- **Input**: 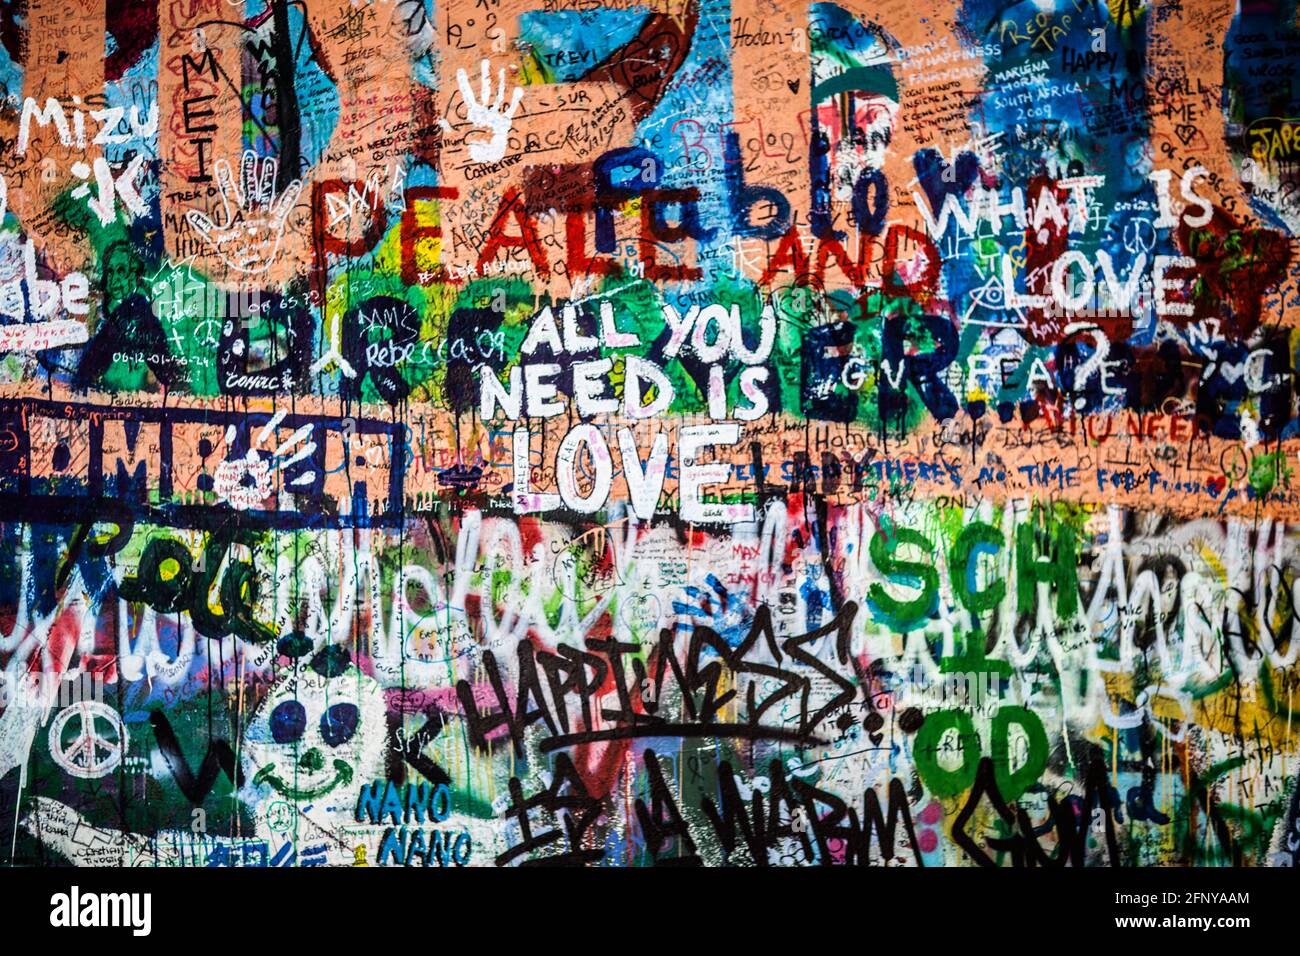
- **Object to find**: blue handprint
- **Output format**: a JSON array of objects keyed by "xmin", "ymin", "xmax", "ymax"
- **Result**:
[{"xmin": 673, "ymin": 573, "xmax": 755, "ymax": 648}]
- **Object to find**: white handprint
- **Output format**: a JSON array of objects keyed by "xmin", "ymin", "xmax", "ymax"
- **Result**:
[
  {"xmin": 185, "ymin": 150, "xmax": 303, "ymax": 274},
  {"xmin": 441, "ymin": 59, "xmax": 524, "ymax": 165},
  {"xmin": 212, "ymin": 411, "xmax": 317, "ymax": 511}
]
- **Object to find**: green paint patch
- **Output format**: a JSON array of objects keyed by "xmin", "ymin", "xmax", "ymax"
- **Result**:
[{"xmin": 1248, "ymin": 449, "xmax": 1291, "ymax": 498}]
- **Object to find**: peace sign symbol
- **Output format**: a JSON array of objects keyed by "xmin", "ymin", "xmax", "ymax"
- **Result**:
[{"xmin": 49, "ymin": 702, "xmax": 129, "ymax": 779}]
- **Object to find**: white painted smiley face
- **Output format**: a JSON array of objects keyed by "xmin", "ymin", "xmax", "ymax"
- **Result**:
[{"xmin": 243, "ymin": 648, "xmax": 386, "ymax": 821}]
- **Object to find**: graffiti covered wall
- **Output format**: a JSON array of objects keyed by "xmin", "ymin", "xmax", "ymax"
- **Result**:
[{"xmin": 0, "ymin": 0, "xmax": 1298, "ymax": 868}]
